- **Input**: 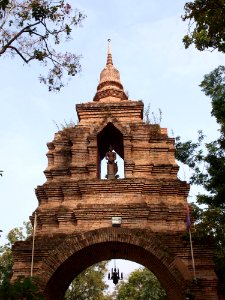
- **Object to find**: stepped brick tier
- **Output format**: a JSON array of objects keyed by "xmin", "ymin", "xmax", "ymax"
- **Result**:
[{"xmin": 12, "ymin": 41, "xmax": 221, "ymax": 300}]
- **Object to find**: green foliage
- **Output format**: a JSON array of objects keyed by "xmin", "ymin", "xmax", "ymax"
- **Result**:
[
  {"xmin": 175, "ymin": 65, "xmax": 225, "ymax": 295},
  {"xmin": 200, "ymin": 66, "xmax": 225, "ymax": 134},
  {"xmin": 0, "ymin": 0, "xmax": 86, "ymax": 91},
  {"xmin": 176, "ymin": 66, "xmax": 225, "ymax": 207},
  {"xmin": 179, "ymin": 7, "xmax": 225, "ymax": 289},
  {"xmin": 0, "ymin": 221, "xmax": 31, "ymax": 283},
  {"xmin": 0, "ymin": 276, "xmax": 44, "ymax": 300},
  {"xmin": 0, "ymin": 222, "xmax": 44, "ymax": 299},
  {"xmin": 175, "ymin": 131, "xmax": 206, "ymax": 185},
  {"xmin": 114, "ymin": 267, "xmax": 167, "ymax": 300},
  {"xmin": 0, "ymin": 0, "xmax": 9, "ymax": 12},
  {"xmin": 64, "ymin": 261, "xmax": 112, "ymax": 300},
  {"xmin": 182, "ymin": 0, "xmax": 225, "ymax": 53},
  {"xmin": 189, "ymin": 204, "xmax": 225, "ymax": 294}
]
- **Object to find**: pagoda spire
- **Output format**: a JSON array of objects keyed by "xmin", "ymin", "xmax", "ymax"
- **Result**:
[
  {"xmin": 107, "ymin": 38, "xmax": 113, "ymax": 65},
  {"xmin": 93, "ymin": 39, "xmax": 128, "ymax": 102}
]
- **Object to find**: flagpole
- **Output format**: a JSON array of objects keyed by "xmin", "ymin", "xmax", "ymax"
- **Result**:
[
  {"xmin": 31, "ymin": 212, "xmax": 37, "ymax": 277},
  {"xmin": 186, "ymin": 204, "xmax": 196, "ymax": 280},
  {"xmin": 189, "ymin": 227, "xmax": 196, "ymax": 280}
]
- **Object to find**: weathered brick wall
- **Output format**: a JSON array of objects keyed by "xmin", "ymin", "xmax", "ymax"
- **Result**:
[{"xmin": 13, "ymin": 228, "xmax": 218, "ymax": 300}]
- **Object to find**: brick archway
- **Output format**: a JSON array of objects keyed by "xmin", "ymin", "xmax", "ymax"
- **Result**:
[{"xmin": 36, "ymin": 227, "xmax": 191, "ymax": 300}]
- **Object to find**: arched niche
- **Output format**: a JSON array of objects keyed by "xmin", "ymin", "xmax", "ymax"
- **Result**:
[
  {"xmin": 37, "ymin": 228, "xmax": 191, "ymax": 300},
  {"xmin": 97, "ymin": 122, "xmax": 124, "ymax": 179}
]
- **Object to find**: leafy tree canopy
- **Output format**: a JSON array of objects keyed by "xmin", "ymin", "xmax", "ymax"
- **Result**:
[
  {"xmin": 200, "ymin": 65, "xmax": 225, "ymax": 135},
  {"xmin": 180, "ymin": 7, "xmax": 225, "ymax": 292},
  {"xmin": 0, "ymin": 222, "xmax": 44, "ymax": 299},
  {"xmin": 0, "ymin": 0, "xmax": 86, "ymax": 91},
  {"xmin": 175, "ymin": 66, "xmax": 225, "ymax": 295},
  {"xmin": 0, "ymin": 276, "xmax": 44, "ymax": 300},
  {"xmin": 176, "ymin": 66, "xmax": 225, "ymax": 208},
  {"xmin": 64, "ymin": 261, "xmax": 112, "ymax": 300},
  {"xmin": 113, "ymin": 267, "xmax": 167, "ymax": 300},
  {"xmin": 0, "ymin": 221, "xmax": 31, "ymax": 283},
  {"xmin": 182, "ymin": 0, "xmax": 225, "ymax": 53}
]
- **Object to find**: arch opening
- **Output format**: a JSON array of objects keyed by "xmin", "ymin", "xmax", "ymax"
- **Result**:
[
  {"xmin": 97, "ymin": 123, "xmax": 124, "ymax": 179},
  {"xmin": 63, "ymin": 259, "xmax": 167, "ymax": 299},
  {"xmin": 42, "ymin": 232, "xmax": 186, "ymax": 300}
]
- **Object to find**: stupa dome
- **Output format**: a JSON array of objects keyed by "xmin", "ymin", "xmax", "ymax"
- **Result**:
[{"xmin": 93, "ymin": 39, "xmax": 128, "ymax": 102}]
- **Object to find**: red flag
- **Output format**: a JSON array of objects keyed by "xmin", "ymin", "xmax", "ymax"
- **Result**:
[{"xmin": 186, "ymin": 205, "xmax": 191, "ymax": 231}]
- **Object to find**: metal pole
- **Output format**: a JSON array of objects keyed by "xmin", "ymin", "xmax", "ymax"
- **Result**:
[
  {"xmin": 31, "ymin": 212, "xmax": 37, "ymax": 277},
  {"xmin": 189, "ymin": 228, "xmax": 196, "ymax": 280}
]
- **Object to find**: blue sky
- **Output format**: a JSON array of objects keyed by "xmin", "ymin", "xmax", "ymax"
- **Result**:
[{"xmin": 0, "ymin": 0, "xmax": 223, "ymax": 261}]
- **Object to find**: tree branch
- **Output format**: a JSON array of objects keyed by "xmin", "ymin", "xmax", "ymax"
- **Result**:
[
  {"xmin": 6, "ymin": 45, "xmax": 35, "ymax": 63},
  {"xmin": 0, "ymin": 20, "xmax": 41, "ymax": 55}
]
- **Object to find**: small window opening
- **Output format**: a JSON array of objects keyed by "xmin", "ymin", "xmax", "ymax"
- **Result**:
[{"xmin": 97, "ymin": 123, "xmax": 124, "ymax": 179}]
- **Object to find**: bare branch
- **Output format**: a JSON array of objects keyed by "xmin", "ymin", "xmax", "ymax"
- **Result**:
[{"xmin": 7, "ymin": 45, "xmax": 35, "ymax": 63}]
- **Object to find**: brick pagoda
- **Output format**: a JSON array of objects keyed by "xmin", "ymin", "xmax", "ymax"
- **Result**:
[{"xmin": 12, "ymin": 41, "xmax": 220, "ymax": 300}]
